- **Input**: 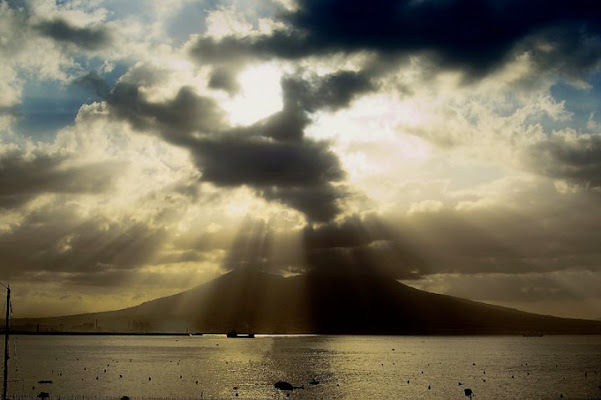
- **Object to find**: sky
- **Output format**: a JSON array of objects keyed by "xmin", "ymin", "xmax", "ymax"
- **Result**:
[{"xmin": 1, "ymin": 0, "xmax": 600, "ymax": 320}]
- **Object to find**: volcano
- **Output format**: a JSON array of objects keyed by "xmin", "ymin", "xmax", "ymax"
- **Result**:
[{"xmin": 14, "ymin": 268, "xmax": 601, "ymax": 335}]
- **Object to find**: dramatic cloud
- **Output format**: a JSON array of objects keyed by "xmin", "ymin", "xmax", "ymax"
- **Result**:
[
  {"xmin": 523, "ymin": 132, "xmax": 601, "ymax": 188},
  {"xmin": 0, "ymin": 205, "xmax": 166, "ymax": 281},
  {"xmin": 0, "ymin": 149, "xmax": 122, "ymax": 209},
  {"xmin": 190, "ymin": 0, "xmax": 601, "ymax": 79},
  {"xmin": 2, "ymin": 0, "xmax": 600, "ymax": 319},
  {"xmin": 301, "ymin": 215, "xmax": 426, "ymax": 279},
  {"xmin": 79, "ymin": 68, "xmax": 354, "ymax": 222},
  {"xmin": 36, "ymin": 18, "xmax": 112, "ymax": 50},
  {"xmin": 208, "ymin": 65, "xmax": 242, "ymax": 94}
]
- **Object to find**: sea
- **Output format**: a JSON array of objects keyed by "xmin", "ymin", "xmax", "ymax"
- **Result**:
[{"xmin": 2, "ymin": 335, "xmax": 600, "ymax": 399}]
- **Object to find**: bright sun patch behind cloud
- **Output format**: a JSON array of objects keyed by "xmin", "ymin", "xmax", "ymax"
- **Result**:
[{"xmin": 221, "ymin": 63, "xmax": 283, "ymax": 125}]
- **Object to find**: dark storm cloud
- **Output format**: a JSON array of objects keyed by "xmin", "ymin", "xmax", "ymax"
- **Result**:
[
  {"xmin": 216, "ymin": 182, "xmax": 601, "ymax": 280},
  {"xmin": 281, "ymin": 71, "xmax": 377, "ymax": 113},
  {"xmin": 189, "ymin": 31, "xmax": 295, "ymax": 64},
  {"xmin": 191, "ymin": 136, "xmax": 343, "ymax": 186},
  {"xmin": 190, "ymin": 0, "xmax": 601, "ymax": 78},
  {"xmin": 208, "ymin": 66, "xmax": 242, "ymax": 95},
  {"xmin": 35, "ymin": 18, "xmax": 112, "ymax": 50},
  {"xmin": 187, "ymin": 78, "xmax": 348, "ymax": 221},
  {"xmin": 80, "ymin": 70, "xmax": 350, "ymax": 221},
  {"xmin": 263, "ymin": 185, "xmax": 345, "ymax": 223},
  {"xmin": 184, "ymin": 133, "xmax": 346, "ymax": 222},
  {"xmin": 517, "ymin": 23, "xmax": 601, "ymax": 78},
  {"xmin": 524, "ymin": 134, "xmax": 601, "ymax": 188},
  {"xmin": 220, "ymin": 217, "xmax": 419, "ymax": 276},
  {"xmin": 256, "ymin": 105, "xmax": 309, "ymax": 142},
  {"xmin": 0, "ymin": 150, "xmax": 123, "ymax": 209},
  {"xmin": 288, "ymin": 0, "xmax": 601, "ymax": 71},
  {"xmin": 0, "ymin": 205, "xmax": 167, "ymax": 285},
  {"xmin": 304, "ymin": 215, "xmax": 379, "ymax": 249},
  {"xmin": 75, "ymin": 72, "xmax": 111, "ymax": 98},
  {"xmin": 294, "ymin": 188, "xmax": 601, "ymax": 279},
  {"xmin": 301, "ymin": 215, "xmax": 427, "ymax": 279},
  {"xmin": 77, "ymin": 73, "xmax": 226, "ymax": 139},
  {"xmin": 187, "ymin": 130, "xmax": 347, "ymax": 222},
  {"xmin": 391, "ymin": 195, "xmax": 601, "ymax": 277}
]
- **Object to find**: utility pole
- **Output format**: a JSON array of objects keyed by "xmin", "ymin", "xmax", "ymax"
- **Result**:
[{"xmin": 2, "ymin": 285, "xmax": 10, "ymax": 400}]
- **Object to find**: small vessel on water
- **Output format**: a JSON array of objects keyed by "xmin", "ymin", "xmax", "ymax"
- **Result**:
[{"xmin": 226, "ymin": 330, "xmax": 255, "ymax": 338}]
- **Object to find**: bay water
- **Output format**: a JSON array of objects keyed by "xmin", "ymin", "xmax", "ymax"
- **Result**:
[{"xmin": 3, "ymin": 335, "xmax": 600, "ymax": 399}]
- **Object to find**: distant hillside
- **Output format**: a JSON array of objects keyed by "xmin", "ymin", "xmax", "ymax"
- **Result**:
[{"xmin": 12, "ymin": 268, "xmax": 601, "ymax": 335}]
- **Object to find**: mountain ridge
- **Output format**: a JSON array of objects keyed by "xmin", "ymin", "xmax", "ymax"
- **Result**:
[{"xmin": 12, "ymin": 268, "xmax": 601, "ymax": 335}]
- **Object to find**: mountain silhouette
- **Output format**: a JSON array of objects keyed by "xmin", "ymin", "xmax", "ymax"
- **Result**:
[{"xmin": 14, "ymin": 268, "xmax": 601, "ymax": 334}]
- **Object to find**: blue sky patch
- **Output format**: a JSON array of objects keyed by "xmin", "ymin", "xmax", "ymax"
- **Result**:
[
  {"xmin": 15, "ymin": 64, "xmax": 127, "ymax": 141},
  {"xmin": 547, "ymin": 71, "xmax": 601, "ymax": 133}
]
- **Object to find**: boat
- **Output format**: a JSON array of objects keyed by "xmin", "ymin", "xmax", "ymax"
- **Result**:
[{"xmin": 226, "ymin": 330, "xmax": 254, "ymax": 338}]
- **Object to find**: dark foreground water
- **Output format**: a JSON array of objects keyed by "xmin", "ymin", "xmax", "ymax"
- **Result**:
[{"xmin": 2, "ymin": 335, "xmax": 600, "ymax": 399}]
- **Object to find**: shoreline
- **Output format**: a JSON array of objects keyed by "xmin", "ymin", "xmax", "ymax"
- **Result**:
[
  {"xmin": 5, "ymin": 331, "xmax": 601, "ymax": 336},
  {"xmin": 7, "ymin": 331, "xmax": 203, "ymax": 336}
]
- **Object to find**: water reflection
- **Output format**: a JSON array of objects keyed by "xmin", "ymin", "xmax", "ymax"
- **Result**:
[{"xmin": 3, "ymin": 335, "xmax": 600, "ymax": 399}]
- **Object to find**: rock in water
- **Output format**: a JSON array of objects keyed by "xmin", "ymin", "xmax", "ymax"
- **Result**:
[
  {"xmin": 274, "ymin": 381, "xmax": 303, "ymax": 391},
  {"xmin": 275, "ymin": 381, "xmax": 294, "ymax": 391}
]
